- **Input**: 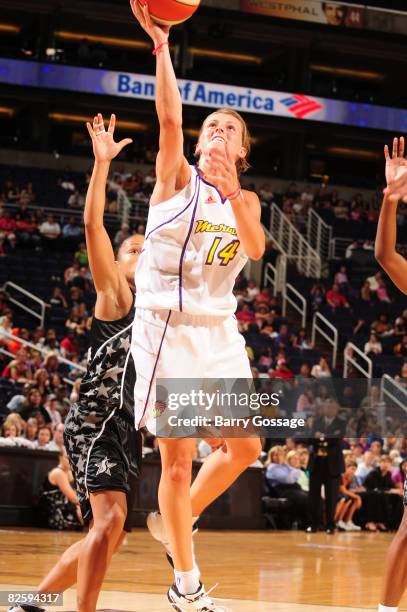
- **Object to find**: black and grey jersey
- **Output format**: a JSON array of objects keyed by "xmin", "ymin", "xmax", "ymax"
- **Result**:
[{"xmin": 77, "ymin": 297, "xmax": 136, "ymax": 424}]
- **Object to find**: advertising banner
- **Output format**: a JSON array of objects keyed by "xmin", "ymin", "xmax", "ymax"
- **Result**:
[
  {"xmin": 240, "ymin": 1, "xmax": 365, "ymax": 28},
  {"xmin": 1, "ymin": 58, "xmax": 406, "ymax": 133}
]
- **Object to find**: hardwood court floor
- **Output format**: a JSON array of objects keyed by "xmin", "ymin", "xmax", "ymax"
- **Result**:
[{"xmin": 1, "ymin": 528, "xmax": 406, "ymax": 611}]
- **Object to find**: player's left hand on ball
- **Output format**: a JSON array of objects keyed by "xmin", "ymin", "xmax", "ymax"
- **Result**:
[
  {"xmin": 86, "ymin": 113, "xmax": 133, "ymax": 162},
  {"xmin": 203, "ymin": 146, "xmax": 240, "ymax": 200}
]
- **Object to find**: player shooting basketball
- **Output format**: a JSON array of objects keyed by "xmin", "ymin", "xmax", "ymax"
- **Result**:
[
  {"xmin": 9, "ymin": 114, "xmax": 144, "ymax": 612},
  {"xmin": 130, "ymin": 1, "xmax": 265, "ymax": 610},
  {"xmin": 375, "ymin": 136, "xmax": 407, "ymax": 612}
]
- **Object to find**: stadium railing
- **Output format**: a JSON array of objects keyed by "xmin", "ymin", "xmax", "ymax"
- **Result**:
[
  {"xmin": 282, "ymin": 283, "xmax": 307, "ymax": 329},
  {"xmin": 312, "ymin": 311, "xmax": 338, "ymax": 368},
  {"xmin": 3, "ymin": 281, "xmax": 47, "ymax": 328},
  {"xmin": 307, "ymin": 208, "xmax": 332, "ymax": 263},
  {"xmin": 270, "ymin": 202, "xmax": 321, "ymax": 278},
  {"xmin": 343, "ymin": 342, "xmax": 373, "ymax": 385},
  {"xmin": 0, "ymin": 330, "xmax": 86, "ymax": 376}
]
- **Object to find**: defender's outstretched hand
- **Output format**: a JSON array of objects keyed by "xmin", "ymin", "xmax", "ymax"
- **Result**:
[
  {"xmin": 384, "ymin": 136, "xmax": 407, "ymax": 203},
  {"xmin": 130, "ymin": 0, "xmax": 169, "ymax": 46},
  {"xmin": 86, "ymin": 113, "xmax": 133, "ymax": 163}
]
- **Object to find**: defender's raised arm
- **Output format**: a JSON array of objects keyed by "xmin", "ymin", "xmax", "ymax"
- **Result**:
[{"xmin": 375, "ymin": 137, "xmax": 407, "ymax": 294}]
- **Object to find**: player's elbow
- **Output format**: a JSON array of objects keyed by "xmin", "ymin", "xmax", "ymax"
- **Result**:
[
  {"xmin": 160, "ymin": 115, "xmax": 183, "ymax": 131},
  {"xmin": 249, "ymin": 243, "xmax": 266, "ymax": 261}
]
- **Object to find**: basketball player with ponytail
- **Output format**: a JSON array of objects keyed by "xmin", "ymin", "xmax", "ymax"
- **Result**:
[{"xmin": 130, "ymin": 2, "xmax": 264, "ymax": 610}]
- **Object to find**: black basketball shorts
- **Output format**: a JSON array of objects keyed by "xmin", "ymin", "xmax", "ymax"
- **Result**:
[{"xmin": 64, "ymin": 404, "xmax": 142, "ymax": 532}]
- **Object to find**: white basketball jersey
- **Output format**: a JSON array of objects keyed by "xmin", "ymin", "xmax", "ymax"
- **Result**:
[{"xmin": 135, "ymin": 166, "xmax": 248, "ymax": 316}]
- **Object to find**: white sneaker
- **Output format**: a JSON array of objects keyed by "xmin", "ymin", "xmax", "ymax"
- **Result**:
[
  {"xmin": 337, "ymin": 520, "xmax": 347, "ymax": 531},
  {"xmin": 346, "ymin": 521, "xmax": 361, "ymax": 531},
  {"xmin": 167, "ymin": 582, "xmax": 230, "ymax": 611},
  {"xmin": 147, "ymin": 511, "xmax": 198, "ymax": 568}
]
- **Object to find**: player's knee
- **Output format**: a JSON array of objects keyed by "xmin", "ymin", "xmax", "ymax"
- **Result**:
[
  {"xmin": 229, "ymin": 438, "xmax": 262, "ymax": 466},
  {"xmin": 164, "ymin": 457, "xmax": 193, "ymax": 486},
  {"xmin": 94, "ymin": 505, "xmax": 126, "ymax": 539}
]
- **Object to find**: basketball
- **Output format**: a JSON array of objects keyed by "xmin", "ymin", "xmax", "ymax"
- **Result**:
[{"xmin": 138, "ymin": 0, "xmax": 201, "ymax": 26}]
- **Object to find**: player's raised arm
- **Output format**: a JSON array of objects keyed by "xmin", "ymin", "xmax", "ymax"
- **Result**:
[
  {"xmin": 130, "ymin": 1, "xmax": 190, "ymax": 202},
  {"xmin": 375, "ymin": 136, "xmax": 407, "ymax": 294},
  {"xmin": 84, "ymin": 113, "xmax": 133, "ymax": 295}
]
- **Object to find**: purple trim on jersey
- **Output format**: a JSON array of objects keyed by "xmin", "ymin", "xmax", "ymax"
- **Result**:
[
  {"xmin": 195, "ymin": 165, "xmax": 227, "ymax": 204},
  {"xmin": 137, "ymin": 310, "xmax": 172, "ymax": 430},
  {"xmin": 178, "ymin": 178, "xmax": 201, "ymax": 312},
  {"xmin": 144, "ymin": 174, "xmax": 199, "ymax": 241}
]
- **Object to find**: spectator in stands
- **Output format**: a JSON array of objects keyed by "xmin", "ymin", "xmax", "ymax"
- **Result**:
[
  {"xmin": 292, "ymin": 328, "xmax": 314, "ymax": 350},
  {"xmin": 67, "ymin": 190, "xmax": 85, "ymax": 209},
  {"xmin": 335, "ymin": 461, "xmax": 362, "ymax": 531},
  {"xmin": 311, "ymin": 357, "xmax": 332, "ymax": 379},
  {"xmin": 114, "ymin": 223, "xmax": 131, "ymax": 247},
  {"xmin": 376, "ymin": 278, "xmax": 391, "ymax": 303},
  {"xmin": 41, "ymin": 329, "xmax": 61, "ymax": 353},
  {"xmin": 392, "ymin": 458, "xmax": 407, "ymax": 493},
  {"xmin": 60, "ymin": 330, "xmax": 80, "ymax": 359},
  {"xmin": 1, "ymin": 419, "xmax": 18, "ymax": 438},
  {"xmin": 364, "ymin": 455, "xmax": 402, "ymax": 531},
  {"xmin": 236, "ymin": 303, "xmax": 255, "ymax": 323},
  {"xmin": 364, "ymin": 332, "xmax": 382, "ymax": 356},
  {"xmin": 287, "ymin": 450, "xmax": 309, "ymax": 492},
  {"xmin": 17, "ymin": 388, "xmax": 46, "ymax": 421},
  {"xmin": 345, "ymin": 240, "xmax": 358, "ymax": 259},
  {"xmin": 43, "ymin": 351, "xmax": 60, "ymax": 375},
  {"xmin": 33, "ymin": 368, "xmax": 50, "ymax": 397},
  {"xmin": 366, "ymin": 271, "xmax": 382, "ymax": 293},
  {"xmin": 15, "ymin": 212, "xmax": 41, "ymax": 246},
  {"xmin": 48, "ymin": 423, "xmax": 65, "ymax": 452},
  {"xmin": 394, "ymin": 334, "xmax": 407, "ymax": 357},
  {"xmin": 0, "ymin": 210, "xmax": 17, "ymax": 250},
  {"xmin": 325, "ymin": 283, "xmax": 349, "ymax": 309},
  {"xmin": 44, "ymin": 395, "xmax": 62, "ymax": 430},
  {"xmin": 49, "ymin": 287, "xmax": 68, "ymax": 311},
  {"xmin": 39, "ymin": 214, "xmax": 61, "ymax": 243},
  {"xmin": 371, "ymin": 313, "xmax": 392, "ymax": 336},
  {"xmin": 62, "ymin": 216, "xmax": 83, "ymax": 243},
  {"xmin": 20, "ymin": 182, "xmax": 35, "ymax": 205},
  {"xmin": 273, "ymin": 358, "xmax": 295, "ymax": 381},
  {"xmin": 74, "ymin": 242, "xmax": 88, "ymax": 266},
  {"xmin": 3, "ymin": 348, "xmax": 33, "ymax": 384},
  {"xmin": 37, "ymin": 448, "xmax": 82, "ymax": 530},
  {"xmin": 334, "ymin": 266, "xmax": 350, "ymax": 294},
  {"xmin": 0, "ymin": 309, "xmax": 13, "ymax": 345},
  {"xmin": 360, "ymin": 281, "xmax": 372, "ymax": 303},
  {"xmin": 64, "ymin": 261, "xmax": 81, "ymax": 285},
  {"xmin": 370, "ymin": 440, "xmax": 384, "ymax": 461},
  {"xmin": 266, "ymin": 445, "xmax": 308, "ymax": 527},
  {"xmin": 310, "ymin": 282, "xmax": 325, "ymax": 311},
  {"xmin": 25, "ymin": 417, "xmax": 39, "ymax": 443},
  {"xmin": 33, "ymin": 425, "xmax": 53, "ymax": 449}
]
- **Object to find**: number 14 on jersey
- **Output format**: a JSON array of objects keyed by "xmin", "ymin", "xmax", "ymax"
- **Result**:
[{"xmin": 205, "ymin": 237, "xmax": 240, "ymax": 267}]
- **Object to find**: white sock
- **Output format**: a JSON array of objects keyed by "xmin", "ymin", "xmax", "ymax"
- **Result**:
[
  {"xmin": 378, "ymin": 604, "xmax": 398, "ymax": 611},
  {"xmin": 174, "ymin": 567, "xmax": 201, "ymax": 595}
]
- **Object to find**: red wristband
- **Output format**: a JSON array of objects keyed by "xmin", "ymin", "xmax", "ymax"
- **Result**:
[
  {"xmin": 226, "ymin": 187, "xmax": 242, "ymax": 201},
  {"xmin": 153, "ymin": 41, "xmax": 169, "ymax": 56}
]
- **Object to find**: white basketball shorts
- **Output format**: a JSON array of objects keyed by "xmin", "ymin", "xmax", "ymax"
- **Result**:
[{"xmin": 131, "ymin": 308, "xmax": 252, "ymax": 434}]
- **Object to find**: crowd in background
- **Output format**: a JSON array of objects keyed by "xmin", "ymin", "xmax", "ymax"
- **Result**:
[{"xmin": 0, "ymin": 166, "xmax": 407, "ymax": 532}]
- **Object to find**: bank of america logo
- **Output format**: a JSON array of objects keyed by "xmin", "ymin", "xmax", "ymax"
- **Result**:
[{"xmin": 280, "ymin": 94, "xmax": 322, "ymax": 119}]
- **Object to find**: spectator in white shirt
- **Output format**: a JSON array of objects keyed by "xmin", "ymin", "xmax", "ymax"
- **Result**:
[
  {"xmin": 44, "ymin": 395, "xmax": 62, "ymax": 429},
  {"xmin": 39, "ymin": 214, "xmax": 61, "ymax": 241},
  {"xmin": 355, "ymin": 450, "xmax": 375, "ymax": 485},
  {"xmin": 364, "ymin": 333, "xmax": 382, "ymax": 356}
]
